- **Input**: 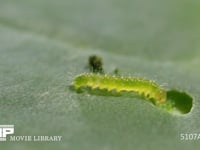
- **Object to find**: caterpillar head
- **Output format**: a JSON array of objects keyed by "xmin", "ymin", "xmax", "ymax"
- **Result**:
[{"xmin": 157, "ymin": 90, "xmax": 167, "ymax": 104}]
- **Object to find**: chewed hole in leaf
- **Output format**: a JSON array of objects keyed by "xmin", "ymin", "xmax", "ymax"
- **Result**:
[{"xmin": 165, "ymin": 90, "xmax": 193, "ymax": 114}]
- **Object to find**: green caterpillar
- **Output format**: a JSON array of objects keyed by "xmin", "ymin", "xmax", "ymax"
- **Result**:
[{"xmin": 72, "ymin": 73, "xmax": 166, "ymax": 104}]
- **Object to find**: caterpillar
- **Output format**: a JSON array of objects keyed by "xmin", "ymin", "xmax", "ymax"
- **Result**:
[{"xmin": 72, "ymin": 73, "xmax": 166, "ymax": 104}]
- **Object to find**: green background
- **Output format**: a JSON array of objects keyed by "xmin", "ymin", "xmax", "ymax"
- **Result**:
[{"xmin": 0, "ymin": 0, "xmax": 200, "ymax": 149}]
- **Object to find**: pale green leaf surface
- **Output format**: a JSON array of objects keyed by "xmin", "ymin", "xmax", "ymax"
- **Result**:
[{"xmin": 0, "ymin": 0, "xmax": 200, "ymax": 149}]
